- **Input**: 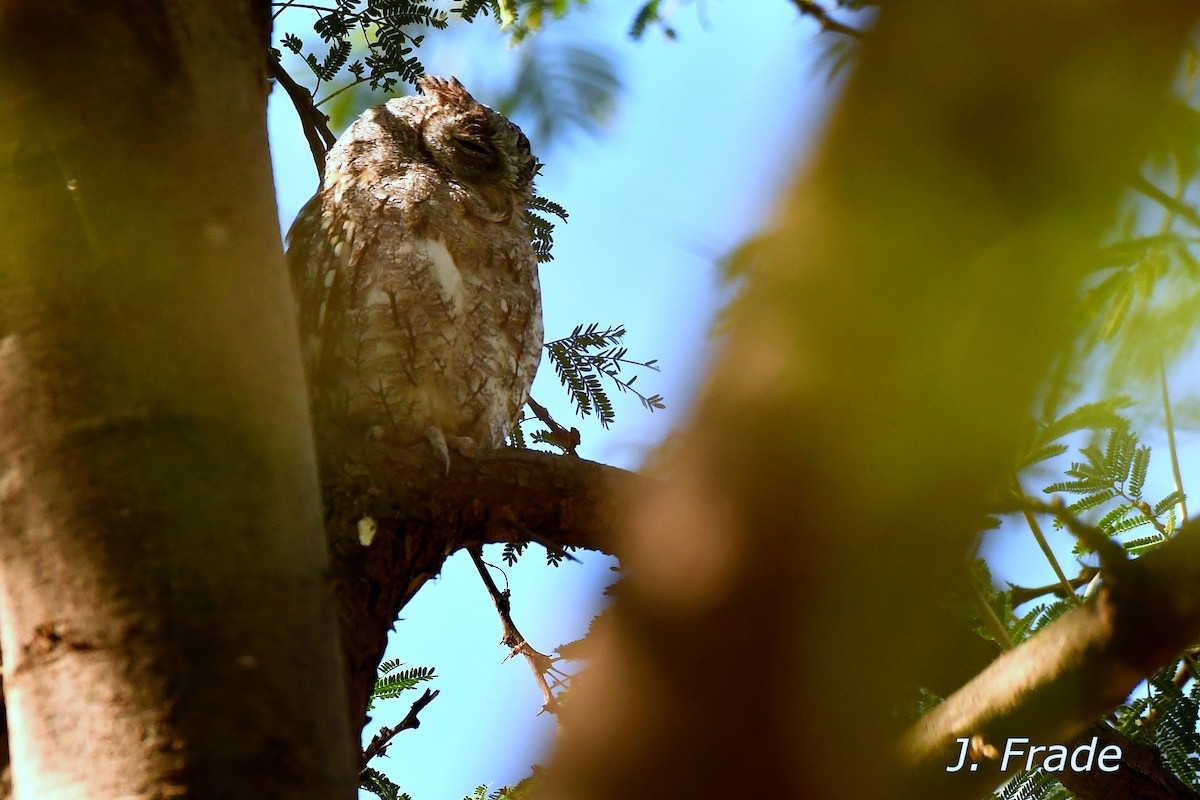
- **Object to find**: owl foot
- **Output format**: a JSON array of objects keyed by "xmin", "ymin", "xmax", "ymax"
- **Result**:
[{"xmin": 424, "ymin": 427, "xmax": 480, "ymax": 474}]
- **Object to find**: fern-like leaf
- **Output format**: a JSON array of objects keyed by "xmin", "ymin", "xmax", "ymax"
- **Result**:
[
  {"xmin": 367, "ymin": 661, "xmax": 436, "ymax": 709},
  {"xmin": 360, "ymin": 766, "xmax": 411, "ymax": 800},
  {"xmin": 1032, "ymin": 397, "xmax": 1131, "ymax": 448},
  {"xmin": 1128, "ymin": 445, "xmax": 1151, "ymax": 499},
  {"xmin": 1123, "ymin": 533, "xmax": 1165, "ymax": 555},
  {"xmin": 1154, "ymin": 490, "xmax": 1186, "ymax": 517},
  {"xmin": 544, "ymin": 323, "xmax": 663, "ymax": 428}
]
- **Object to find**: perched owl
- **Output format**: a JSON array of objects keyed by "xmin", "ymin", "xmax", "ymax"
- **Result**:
[{"xmin": 286, "ymin": 76, "xmax": 543, "ymax": 469}]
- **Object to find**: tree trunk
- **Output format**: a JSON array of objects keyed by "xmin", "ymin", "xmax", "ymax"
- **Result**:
[
  {"xmin": 0, "ymin": 3, "xmax": 356, "ymax": 798},
  {"xmin": 536, "ymin": 3, "xmax": 1200, "ymax": 800}
]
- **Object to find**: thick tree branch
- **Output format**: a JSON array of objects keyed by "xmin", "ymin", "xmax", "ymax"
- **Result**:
[
  {"xmin": 319, "ymin": 442, "xmax": 636, "ymax": 730},
  {"xmin": 1057, "ymin": 724, "xmax": 1200, "ymax": 800}
]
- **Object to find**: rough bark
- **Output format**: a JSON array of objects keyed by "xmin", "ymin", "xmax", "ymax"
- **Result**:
[
  {"xmin": 0, "ymin": 2, "xmax": 355, "ymax": 798},
  {"xmin": 318, "ymin": 441, "xmax": 630, "ymax": 735},
  {"xmin": 535, "ymin": 3, "xmax": 1200, "ymax": 800}
]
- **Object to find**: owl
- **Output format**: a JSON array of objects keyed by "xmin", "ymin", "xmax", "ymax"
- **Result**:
[{"xmin": 286, "ymin": 76, "xmax": 543, "ymax": 470}]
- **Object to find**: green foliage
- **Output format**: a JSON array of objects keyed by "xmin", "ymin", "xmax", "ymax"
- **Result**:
[
  {"xmin": 903, "ymin": 687, "xmax": 943, "ymax": 721},
  {"xmin": 499, "ymin": 540, "xmax": 579, "ymax": 567},
  {"xmin": 555, "ymin": 606, "xmax": 608, "ymax": 661},
  {"xmin": 501, "ymin": 541, "xmax": 528, "ymax": 565},
  {"xmin": 359, "ymin": 660, "xmax": 436, "ymax": 798},
  {"xmin": 994, "ymin": 768, "xmax": 1071, "ymax": 800},
  {"xmin": 462, "ymin": 783, "xmax": 529, "ymax": 800},
  {"xmin": 1111, "ymin": 668, "xmax": 1200, "ymax": 790},
  {"xmin": 366, "ymin": 660, "xmax": 437, "ymax": 711},
  {"xmin": 545, "ymin": 323, "xmax": 664, "ymax": 429},
  {"xmin": 455, "ymin": 0, "xmax": 585, "ymax": 39},
  {"xmin": 273, "ymin": 0, "xmax": 449, "ymax": 98},
  {"xmin": 361, "ymin": 767, "xmax": 412, "ymax": 800},
  {"xmin": 630, "ymin": 1, "xmax": 670, "ymax": 40},
  {"xmin": 1148, "ymin": 671, "xmax": 1200, "ymax": 789},
  {"xmin": 526, "ymin": 195, "xmax": 568, "ymax": 264},
  {"xmin": 1033, "ymin": 423, "xmax": 1182, "ymax": 556},
  {"xmin": 506, "ymin": 419, "xmax": 528, "ymax": 449},
  {"xmin": 974, "ymin": 396, "xmax": 1196, "ymax": 800},
  {"xmin": 496, "ymin": 42, "xmax": 621, "ymax": 143},
  {"xmin": 273, "ymin": 0, "xmax": 607, "ymax": 124},
  {"xmin": 1021, "ymin": 397, "xmax": 1133, "ymax": 470}
]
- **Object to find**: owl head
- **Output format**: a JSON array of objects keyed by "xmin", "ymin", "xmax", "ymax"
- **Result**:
[{"xmin": 410, "ymin": 76, "xmax": 539, "ymax": 197}]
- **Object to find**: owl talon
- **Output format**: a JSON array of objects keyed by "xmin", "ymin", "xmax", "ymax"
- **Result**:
[
  {"xmin": 424, "ymin": 427, "xmax": 452, "ymax": 475},
  {"xmin": 445, "ymin": 435, "xmax": 480, "ymax": 460}
]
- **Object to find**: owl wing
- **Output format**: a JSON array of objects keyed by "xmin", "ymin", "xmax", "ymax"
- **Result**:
[
  {"xmin": 286, "ymin": 175, "xmax": 474, "ymax": 444},
  {"xmin": 285, "ymin": 193, "xmax": 329, "ymax": 389}
]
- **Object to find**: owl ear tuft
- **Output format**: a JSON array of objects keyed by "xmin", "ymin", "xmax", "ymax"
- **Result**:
[{"xmin": 420, "ymin": 74, "xmax": 476, "ymax": 105}]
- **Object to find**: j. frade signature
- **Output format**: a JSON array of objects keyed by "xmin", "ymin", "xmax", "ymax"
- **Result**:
[{"xmin": 947, "ymin": 736, "xmax": 1121, "ymax": 773}]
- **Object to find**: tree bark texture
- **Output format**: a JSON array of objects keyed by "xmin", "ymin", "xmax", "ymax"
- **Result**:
[
  {"xmin": 319, "ymin": 442, "xmax": 629, "ymax": 736},
  {"xmin": 0, "ymin": 3, "xmax": 356, "ymax": 798},
  {"xmin": 535, "ymin": 3, "xmax": 1200, "ymax": 800}
]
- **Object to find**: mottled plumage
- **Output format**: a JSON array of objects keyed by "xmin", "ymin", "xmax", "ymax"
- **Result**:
[{"xmin": 286, "ymin": 76, "xmax": 542, "ymax": 466}]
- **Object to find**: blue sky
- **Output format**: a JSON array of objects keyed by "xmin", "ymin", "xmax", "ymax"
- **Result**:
[{"xmin": 269, "ymin": 3, "xmax": 841, "ymax": 798}]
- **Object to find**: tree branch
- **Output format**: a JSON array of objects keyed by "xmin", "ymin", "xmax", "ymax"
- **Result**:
[
  {"xmin": 1132, "ymin": 174, "xmax": 1200, "ymax": 232},
  {"xmin": 1008, "ymin": 568, "xmax": 1097, "ymax": 607},
  {"xmin": 1057, "ymin": 723, "xmax": 1200, "ymax": 800},
  {"xmin": 901, "ymin": 516, "xmax": 1200, "ymax": 797},
  {"xmin": 360, "ymin": 688, "xmax": 439, "ymax": 767},
  {"xmin": 268, "ymin": 58, "xmax": 336, "ymax": 179},
  {"xmin": 526, "ymin": 396, "xmax": 581, "ymax": 456},
  {"xmin": 468, "ymin": 548, "xmax": 566, "ymax": 715},
  {"xmin": 320, "ymin": 442, "xmax": 637, "ymax": 730}
]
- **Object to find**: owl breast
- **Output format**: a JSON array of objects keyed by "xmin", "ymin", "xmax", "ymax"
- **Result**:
[{"xmin": 286, "ymin": 77, "xmax": 543, "ymax": 459}]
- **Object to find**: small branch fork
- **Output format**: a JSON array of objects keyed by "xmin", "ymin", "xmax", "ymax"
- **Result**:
[
  {"xmin": 1019, "ymin": 497, "xmax": 1131, "ymax": 580},
  {"xmin": 525, "ymin": 396, "xmax": 581, "ymax": 457},
  {"xmin": 268, "ymin": 58, "xmax": 337, "ymax": 179},
  {"xmin": 360, "ymin": 688, "xmax": 440, "ymax": 767},
  {"xmin": 468, "ymin": 547, "xmax": 569, "ymax": 715},
  {"xmin": 1008, "ymin": 568, "xmax": 1097, "ymax": 607}
]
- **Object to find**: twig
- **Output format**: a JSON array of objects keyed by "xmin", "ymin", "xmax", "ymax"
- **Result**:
[
  {"xmin": 789, "ymin": 0, "xmax": 864, "ymax": 38},
  {"xmin": 1022, "ymin": 497, "xmax": 1131, "ymax": 578},
  {"xmin": 1008, "ymin": 568, "xmax": 1097, "ymax": 607},
  {"xmin": 360, "ymin": 687, "xmax": 439, "ymax": 767},
  {"xmin": 1132, "ymin": 174, "xmax": 1200, "ymax": 231},
  {"xmin": 468, "ymin": 546, "xmax": 567, "ymax": 714},
  {"xmin": 1009, "ymin": 474, "xmax": 1081, "ymax": 605},
  {"xmin": 526, "ymin": 396, "xmax": 581, "ymax": 457},
  {"xmin": 1160, "ymin": 353, "xmax": 1189, "ymax": 525},
  {"xmin": 970, "ymin": 579, "xmax": 1013, "ymax": 650},
  {"xmin": 268, "ymin": 58, "xmax": 336, "ymax": 179}
]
